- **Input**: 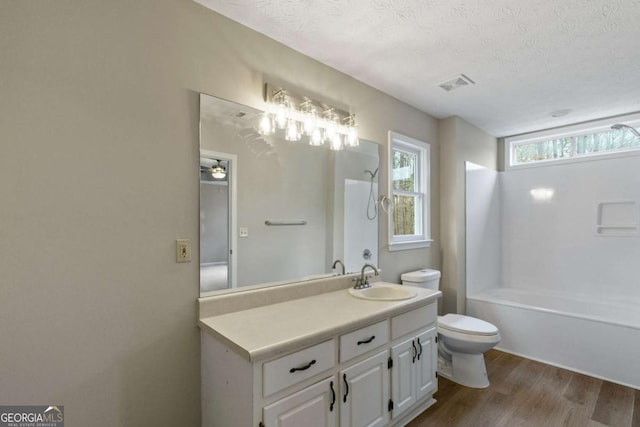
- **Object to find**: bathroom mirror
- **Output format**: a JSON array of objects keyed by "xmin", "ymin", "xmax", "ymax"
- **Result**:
[{"xmin": 200, "ymin": 93, "xmax": 379, "ymax": 296}]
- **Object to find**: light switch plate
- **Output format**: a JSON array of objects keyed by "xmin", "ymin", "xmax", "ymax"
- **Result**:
[{"xmin": 176, "ymin": 239, "xmax": 191, "ymax": 262}]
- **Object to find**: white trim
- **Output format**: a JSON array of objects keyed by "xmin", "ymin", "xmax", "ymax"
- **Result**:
[
  {"xmin": 505, "ymin": 111, "xmax": 640, "ymax": 170},
  {"xmin": 200, "ymin": 149, "xmax": 238, "ymax": 289},
  {"xmin": 388, "ymin": 240, "xmax": 433, "ymax": 251},
  {"xmin": 388, "ymin": 131, "xmax": 431, "ymax": 249}
]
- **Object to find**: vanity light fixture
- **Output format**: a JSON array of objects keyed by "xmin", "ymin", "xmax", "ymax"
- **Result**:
[{"xmin": 260, "ymin": 83, "xmax": 359, "ymax": 148}]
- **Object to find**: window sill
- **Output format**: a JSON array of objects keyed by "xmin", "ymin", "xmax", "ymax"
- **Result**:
[{"xmin": 388, "ymin": 240, "xmax": 433, "ymax": 251}]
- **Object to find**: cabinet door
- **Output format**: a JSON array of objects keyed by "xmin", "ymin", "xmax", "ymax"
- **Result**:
[
  {"xmin": 391, "ymin": 338, "xmax": 416, "ymax": 418},
  {"xmin": 263, "ymin": 376, "xmax": 338, "ymax": 427},
  {"xmin": 415, "ymin": 327, "xmax": 437, "ymax": 400},
  {"xmin": 340, "ymin": 350, "xmax": 390, "ymax": 427}
]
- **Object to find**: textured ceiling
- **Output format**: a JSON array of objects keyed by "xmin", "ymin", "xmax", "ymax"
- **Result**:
[{"xmin": 194, "ymin": 0, "xmax": 640, "ymax": 137}]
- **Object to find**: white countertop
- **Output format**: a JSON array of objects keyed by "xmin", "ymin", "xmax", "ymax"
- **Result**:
[{"xmin": 199, "ymin": 283, "xmax": 441, "ymax": 361}]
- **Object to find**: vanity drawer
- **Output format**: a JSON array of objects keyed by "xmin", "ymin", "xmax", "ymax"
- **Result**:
[
  {"xmin": 263, "ymin": 339, "xmax": 336, "ymax": 397},
  {"xmin": 339, "ymin": 320, "xmax": 389, "ymax": 363},
  {"xmin": 391, "ymin": 303, "xmax": 437, "ymax": 339}
]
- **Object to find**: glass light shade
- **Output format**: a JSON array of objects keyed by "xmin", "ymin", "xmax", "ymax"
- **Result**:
[
  {"xmin": 211, "ymin": 165, "xmax": 226, "ymax": 179},
  {"xmin": 325, "ymin": 119, "xmax": 337, "ymax": 140},
  {"xmin": 259, "ymin": 113, "xmax": 274, "ymax": 136},
  {"xmin": 310, "ymin": 128, "xmax": 323, "ymax": 145},
  {"xmin": 303, "ymin": 113, "xmax": 317, "ymax": 136},
  {"xmin": 275, "ymin": 103, "xmax": 288, "ymax": 129},
  {"xmin": 346, "ymin": 126, "xmax": 359, "ymax": 147},
  {"xmin": 330, "ymin": 133, "xmax": 344, "ymax": 151},
  {"xmin": 285, "ymin": 119, "xmax": 300, "ymax": 141}
]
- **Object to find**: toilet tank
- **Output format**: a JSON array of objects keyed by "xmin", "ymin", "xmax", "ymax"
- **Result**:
[{"xmin": 401, "ymin": 269, "xmax": 441, "ymax": 290}]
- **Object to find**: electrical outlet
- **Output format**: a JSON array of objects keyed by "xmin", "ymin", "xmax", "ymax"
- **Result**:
[
  {"xmin": 176, "ymin": 239, "xmax": 191, "ymax": 262},
  {"xmin": 239, "ymin": 227, "xmax": 249, "ymax": 238}
]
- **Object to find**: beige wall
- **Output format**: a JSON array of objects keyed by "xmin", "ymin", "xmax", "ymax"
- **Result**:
[
  {"xmin": 439, "ymin": 117, "xmax": 497, "ymax": 314},
  {"xmin": 0, "ymin": 0, "xmax": 440, "ymax": 425}
]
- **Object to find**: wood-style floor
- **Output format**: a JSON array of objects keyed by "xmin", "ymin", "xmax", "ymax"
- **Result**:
[{"xmin": 408, "ymin": 350, "xmax": 640, "ymax": 427}]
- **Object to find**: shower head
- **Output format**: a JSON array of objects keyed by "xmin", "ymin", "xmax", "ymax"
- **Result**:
[
  {"xmin": 611, "ymin": 123, "xmax": 640, "ymax": 138},
  {"xmin": 364, "ymin": 168, "xmax": 379, "ymax": 179}
]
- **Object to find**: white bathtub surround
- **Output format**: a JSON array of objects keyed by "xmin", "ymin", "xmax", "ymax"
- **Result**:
[
  {"xmin": 468, "ymin": 287, "xmax": 640, "ymax": 389},
  {"xmin": 465, "ymin": 156, "xmax": 640, "ymax": 389},
  {"xmin": 464, "ymin": 162, "xmax": 501, "ymax": 296},
  {"xmin": 500, "ymin": 155, "xmax": 640, "ymax": 296}
]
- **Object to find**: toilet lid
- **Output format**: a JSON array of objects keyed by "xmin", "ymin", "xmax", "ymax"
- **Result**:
[{"xmin": 438, "ymin": 314, "xmax": 498, "ymax": 336}]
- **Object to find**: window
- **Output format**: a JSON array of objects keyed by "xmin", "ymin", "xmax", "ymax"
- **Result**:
[
  {"xmin": 507, "ymin": 114, "xmax": 640, "ymax": 168},
  {"xmin": 388, "ymin": 131, "xmax": 431, "ymax": 250}
]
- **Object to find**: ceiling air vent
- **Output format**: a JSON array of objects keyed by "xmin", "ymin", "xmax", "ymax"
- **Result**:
[{"xmin": 438, "ymin": 74, "xmax": 475, "ymax": 92}]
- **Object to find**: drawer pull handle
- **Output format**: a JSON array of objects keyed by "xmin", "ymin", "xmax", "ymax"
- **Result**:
[
  {"xmin": 343, "ymin": 373, "xmax": 349, "ymax": 403},
  {"xmin": 330, "ymin": 381, "xmax": 336, "ymax": 412},
  {"xmin": 417, "ymin": 337, "xmax": 423, "ymax": 360},
  {"xmin": 289, "ymin": 359, "xmax": 316, "ymax": 373},
  {"xmin": 357, "ymin": 335, "xmax": 376, "ymax": 345},
  {"xmin": 412, "ymin": 340, "xmax": 417, "ymax": 364}
]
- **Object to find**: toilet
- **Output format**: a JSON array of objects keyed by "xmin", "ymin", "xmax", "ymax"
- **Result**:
[{"xmin": 401, "ymin": 269, "xmax": 501, "ymax": 388}]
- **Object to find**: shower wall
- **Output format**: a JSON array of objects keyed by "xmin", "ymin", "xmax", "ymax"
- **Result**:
[
  {"xmin": 501, "ymin": 155, "xmax": 640, "ymax": 298},
  {"xmin": 465, "ymin": 162, "xmax": 501, "ymax": 295},
  {"xmin": 344, "ymin": 180, "xmax": 378, "ymax": 273},
  {"xmin": 467, "ymin": 154, "xmax": 640, "ymax": 300}
]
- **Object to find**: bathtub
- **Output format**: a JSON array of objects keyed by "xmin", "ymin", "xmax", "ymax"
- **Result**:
[{"xmin": 467, "ymin": 287, "xmax": 640, "ymax": 389}]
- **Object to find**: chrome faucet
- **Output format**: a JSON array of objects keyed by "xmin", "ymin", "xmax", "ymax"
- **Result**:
[
  {"xmin": 332, "ymin": 259, "xmax": 345, "ymax": 275},
  {"xmin": 353, "ymin": 263, "xmax": 379, "ymax": 289}
]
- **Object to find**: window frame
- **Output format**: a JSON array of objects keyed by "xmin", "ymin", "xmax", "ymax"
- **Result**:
[
  {"xmin": 505, "ymin": 113, "xmax": 640, "ymax": 170},
  {"xmin": 388, "ymin": 131, "xmax": 432, "ymax": 251}
]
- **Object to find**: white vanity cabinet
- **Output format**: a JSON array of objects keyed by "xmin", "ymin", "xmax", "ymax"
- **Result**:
[
  {"xmin": 390, "ymin": 327, "xmax": 437, "ymax": 418},
  {"xmin": 390, "ymin": 304, "xmax": 438, "ymax": 420},
  {"xmin": 339, "ymin": 350, "xmax": 390, "ymax": 427},
  {"xmin": 200, "ymin": 290, "xmax": 440, "ymax": 427},
  {"xmin": 263, "ymin": 376, "xmax": 338, "ymax": 427}
]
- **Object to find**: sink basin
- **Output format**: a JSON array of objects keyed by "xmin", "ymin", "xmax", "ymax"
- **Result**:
[{"xmin": 349, "ymin": 283, "xmax": 417, "ymax": 301}]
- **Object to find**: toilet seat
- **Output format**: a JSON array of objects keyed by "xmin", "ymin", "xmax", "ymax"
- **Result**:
[{"xmin": 438, "ymin": 314, "xmax": 498, "ymax": 336}]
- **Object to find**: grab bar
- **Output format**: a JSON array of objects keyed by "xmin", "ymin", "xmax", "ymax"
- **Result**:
[{"xmin": 265, "ymin": 220, "xmax": 307, "ymax": 226}]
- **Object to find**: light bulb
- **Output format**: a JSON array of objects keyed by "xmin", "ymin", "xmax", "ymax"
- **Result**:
[
  {"xmin": 285, "ymin": 119, "xmax": 300, "ymax": 141},
  {"xmin": 275, "ymin": 103, "xmax": 287, "ymax": 129},
  {"xmin": 259, "ymin": 113, "xmax": 274, "ymax": 136},
  {"xmin": 310, "ymin": 128, "xmax": 323, "ymax": 146},
  {"xmin": 303, "ymin": 112, "xmax": 316, "ymax": 136},
  {"xmin": 346, "ymin": 126, "xmax": 359, "ymax": 147},
  {"xmin": 325, "ymin": 120, "xmax": 337, "ymax": 140},
  {"xmin": 330, "ymin": 133, "xmax": 343, "ymax": 151}
]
